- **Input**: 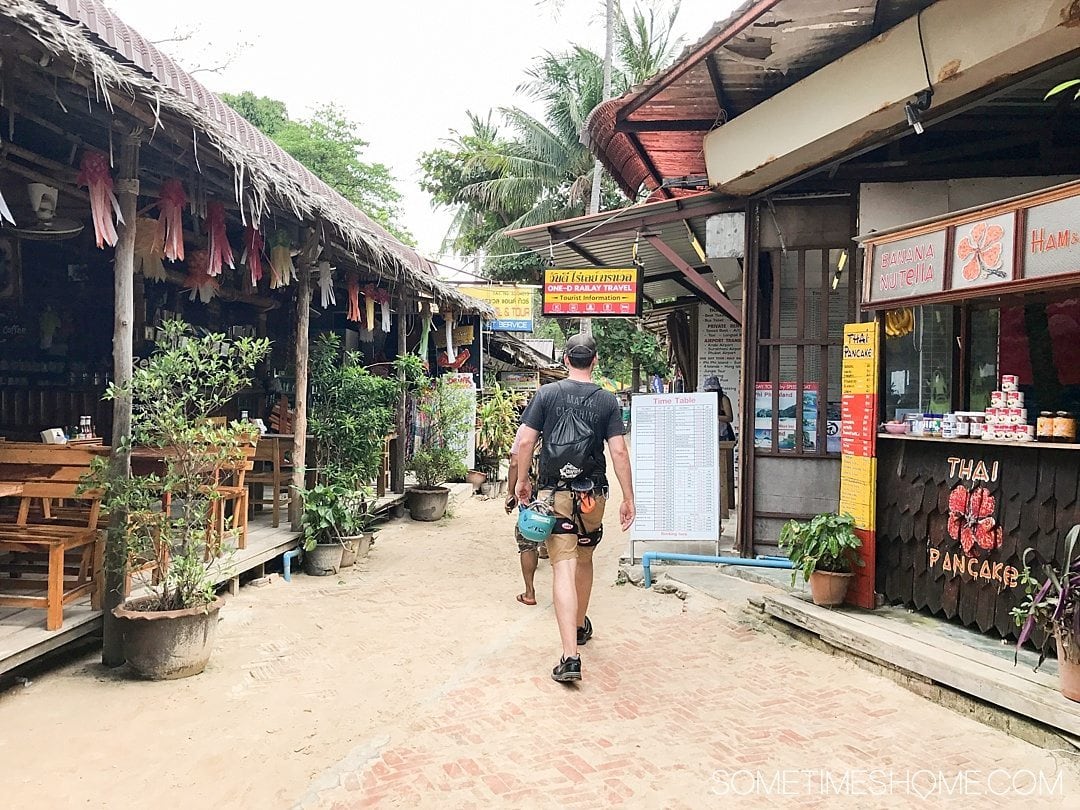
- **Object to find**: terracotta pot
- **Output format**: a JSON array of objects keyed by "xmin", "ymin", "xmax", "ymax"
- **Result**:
[
  {"xmin": 407, "ymin": 486, "xmax": 450, "ymax": 521},
  {"xmin": 303, "ymin": 542, "xmax": 344, "ymax": 576},
  {"xmin": 466, "ymin": 470, "xmax": 487, "ymax": 490},
  {"xmin": 1056, "ymin": 630, "xmax": 1080, "ymax": 703},
  {"xmin": 356, "ymin": 532, "xmax": 373, "ymax": 559},
  {"xmin": 112, "ymin": 596, "xmax": 223, "ymax": 680},
  {"xmin": 808, "ymin": 570, "xmax": 853, "ymax": 607}
]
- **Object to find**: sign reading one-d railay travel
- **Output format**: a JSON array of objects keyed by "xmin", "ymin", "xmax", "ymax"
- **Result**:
[{"xmin": 542, "ymin": 267, "xmax": 642, "ymax": 317}]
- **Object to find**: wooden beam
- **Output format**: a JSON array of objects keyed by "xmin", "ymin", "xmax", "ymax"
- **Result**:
[
  {"xmin": 627, "ymin": 132, "xmax": 672, "ymax": 199},
  {"xmin": 645, "ymin": 235, "xmax": 742, "ymax": 325},
  {"xmin": 563, "ymin": 240, "xmax": 606, "ymax": 267},
  {"xmin": 290, "ymin": 226, "xmax": 319, "ymax": 529},
  {"xmin": 705, "ymin": 54, "xmax": 732, "ymax": 121},
  {"xmin": 392, "ymin": 288, "xmax": 407, "ymax": 495},
  {"xmin": 615, "ymin": 119, "xmax": 718, "ymax": 133},
  {"xmin": 102, "ymin": 131, "xmax": 140, "ymax": 668}
]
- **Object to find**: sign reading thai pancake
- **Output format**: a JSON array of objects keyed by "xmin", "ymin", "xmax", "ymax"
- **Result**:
[
  {"xmin": 867, "ymin": 229, "xmax": 947, "ymax": 304},
  {"xmin": 542, "ymin": 267, "xmax": 642, "ymax": 317}
]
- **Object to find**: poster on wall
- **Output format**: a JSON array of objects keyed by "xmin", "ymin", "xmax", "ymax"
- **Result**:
[
  {"xmin": 754, "ymin": 383, "xmax": 820, "ymax": 451},
  {"xmin": 631, "ymin": 393, "xmax": 719, "ymax": 544},
  {"xmin": 696, "ymin": 305, "xmax": 741, "ymax": 426}
]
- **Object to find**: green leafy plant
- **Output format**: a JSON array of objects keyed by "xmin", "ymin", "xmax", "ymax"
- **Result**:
[
  {"xmin": 85, "ymin": 319, "xmax": 270, "ymax": 611},
  {"xmin": 309, "ymin": 333, "xmax": 399, "ymax": 488},
  {"xmin": 476, "ymin": 384, "xmax": 526, "ymax": 476},
  {"xmin": 408, "ymin": 375, "xmax": 472, "ymax": 489},
  {"xmin": 392, "ymin": 353, "xmax": 427, "ymax": 394},
  {"xmin": 1045, "ymin": 79, "xmax": 1080, "ymax": 102},
  {"xmin": 298, "ymin": 480, "xmax": 365, "ymax": 552},
  {"xmin": 778, "ymin": 512, "xmax": 864, "ymax": 586},
  {"xmin": 1012, "ymin": 524, "xmax": 1080, "ymax": 669}
]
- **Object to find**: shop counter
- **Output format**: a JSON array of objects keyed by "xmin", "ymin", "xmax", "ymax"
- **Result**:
[{"xmin": 874, "ymin": 434, "xmax": 1075, "ymax": 639}]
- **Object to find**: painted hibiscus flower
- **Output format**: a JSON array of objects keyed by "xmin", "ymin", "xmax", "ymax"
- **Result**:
[
  {"xmin": 947, "ymin": 484, "xmax": 1002, "ymax": 554},
  {"xmin": 957, "ymin": 221, "xmax": 1006, "ymax": 281}
]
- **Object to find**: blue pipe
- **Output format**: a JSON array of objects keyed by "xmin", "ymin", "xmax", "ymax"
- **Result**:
[
  {"xmin": 282, "ymin": 548, "xmax": 301, "ymax": 582},
  {"xmin": 641, "ymin": 551, "xmax": 793, "ymax": 588}
]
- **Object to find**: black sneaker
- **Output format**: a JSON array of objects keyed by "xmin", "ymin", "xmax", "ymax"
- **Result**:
[
  {"xmin": 577, "ymin": 615, "xmax": 593, "ymax": 646},
  {"xmin": 551, "ymin": 655, "xmax": 581, "ymax": 683}
]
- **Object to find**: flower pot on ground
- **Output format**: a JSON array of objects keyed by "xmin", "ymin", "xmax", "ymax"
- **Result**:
[
  {"xmin": 112, "ymin": 596, "xmax": 223, "ymax": 680},
  {"xmin": 339, "ymin": 535, "xmax": 363, "ymax": 568},
  {"xmin": 407, "ymin": 377, "xmax": 469, "ymax": 521},
  {"xmin": 299, "ymin": 481, "xmax": 364, "ymax": 576},
  {"xmin": 1013, "ymin": 524, "xmax": 1080, "ymax": 702},
  {"xmin": 778, "ymin": 512, "xmax": 863, "ymax": 607},
  {"xmin": 84, "ymin": 319, "xmax": 270, "ymax": 679},
  {"xmin": 466, "ymin": 469, "xmax": 487, "ymax": 493}
]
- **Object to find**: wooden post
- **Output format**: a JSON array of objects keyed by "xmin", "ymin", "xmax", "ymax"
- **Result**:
[
  {"xmin": 102, "ymin": 132, "xmax": 140, "ymax": 668},
  {"xmin": 392, "ymin": 288, "xmax": 408, "ymax": 494},
  {"xmin": 289, "ymin": 228, "xmax": 317, "ymax": 529}
]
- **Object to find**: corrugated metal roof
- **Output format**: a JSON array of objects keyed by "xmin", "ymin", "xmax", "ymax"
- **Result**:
[
  {"xmin": 24, "ymin": 0, "xmax": 492, "ymax": 316},
  {"xmin": 585, "ymin": 0, "xmax": 934, "ymax": 198}
]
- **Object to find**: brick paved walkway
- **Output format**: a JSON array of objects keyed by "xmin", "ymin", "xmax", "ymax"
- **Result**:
[{"xmin": 300, "ymin": 502, "xmax": 1079, "ymax": 809}]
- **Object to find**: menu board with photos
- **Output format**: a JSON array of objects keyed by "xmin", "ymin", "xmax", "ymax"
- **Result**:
[{"xmin": 631, "ymin": 393, "xmax": 719, "ymax": 543}]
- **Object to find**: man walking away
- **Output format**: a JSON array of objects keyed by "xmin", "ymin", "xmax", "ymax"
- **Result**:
[
  {"xmin": 506, "ymin": 423, "xmax": 545, "ymax": 605},
  {"xmin": 515, "ymin": 333, "xmax": 635, "ymax": 683}
]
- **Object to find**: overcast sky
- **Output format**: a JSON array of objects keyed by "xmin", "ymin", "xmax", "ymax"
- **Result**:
[{"xmin": 103, "ymin": 0, "xmax": 737, "ymax": 271}]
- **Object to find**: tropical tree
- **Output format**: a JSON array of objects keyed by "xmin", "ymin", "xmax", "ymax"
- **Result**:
[
  {"xmin": 222, "ymin": 92, "xmax": 413, "ymax": 243},
  {"xmin": 418, "ymin": 1, "xmax": 682, "ymax": 281}
]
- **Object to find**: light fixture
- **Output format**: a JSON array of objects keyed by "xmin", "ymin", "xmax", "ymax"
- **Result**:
[
  {"xmin": 904, "ymin": 88, "xmax": 934, "ymax": 135},
  {"xmin": 832, "ymin": 250, "xmax": 848, "ymax": 290}
]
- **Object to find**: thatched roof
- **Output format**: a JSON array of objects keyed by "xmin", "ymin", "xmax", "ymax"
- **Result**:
[{"xmin": 7, "ymin": 0, "xmax": 492, "ymax": 317}]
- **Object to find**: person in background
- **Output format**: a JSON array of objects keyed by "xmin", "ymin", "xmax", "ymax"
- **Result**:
[
  {"xmin": 702, "ymin": 376, "xmax": 736, "ymax": 441},
  {"xmin": 505, "ymin": 423, "xmax": 546, "ymax": 605}
]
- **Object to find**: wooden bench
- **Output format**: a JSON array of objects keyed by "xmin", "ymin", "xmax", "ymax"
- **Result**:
[{"xmin": 0, "ymin": 443, "xmax": 106, "ymax": 630}]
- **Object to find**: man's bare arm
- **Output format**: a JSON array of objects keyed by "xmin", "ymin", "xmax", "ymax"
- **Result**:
[{"xmin": 607, "ymin": 433, "xmax": 635, "ymax": 530}]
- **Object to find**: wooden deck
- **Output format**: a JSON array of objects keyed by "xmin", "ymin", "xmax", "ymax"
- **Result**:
[
  {"xmin": 763, "ymin": 592, "xmax": 1080, "ymax": 740},
  {"xmin": 0, "ymin": 514, "xmax": 299, "ymax": 677}
]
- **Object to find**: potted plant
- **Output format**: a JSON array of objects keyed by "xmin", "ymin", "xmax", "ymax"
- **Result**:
[
  {"xmin": 778, "ymin": 512, "xmax": 864, "ymax": 606},
  {"xmin": 1012, "ymin": 524, "xmax": 1080, "ymax": 702},
  {"xmin": 339, "ymin": 485, "xmax": 378, "ymax": 567},
  {"xmin": 299, "ymin": 480, "xmax": 364, "ymax": 575},
  {"xmin": 405, "ymin": 375, "xmax": 469, "ymax": 520},
  {"xmin": 88, "ymin": 319, "xmax": 269, "ymax": 679},
  {"xmin": 476, "ymin": 383, "xmax": 525, "ymax": 484}
]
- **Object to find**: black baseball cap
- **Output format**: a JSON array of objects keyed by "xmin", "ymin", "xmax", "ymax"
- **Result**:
[{"xmin": 564, "ymin": 333, "xmax": 597, "ymax": 360}]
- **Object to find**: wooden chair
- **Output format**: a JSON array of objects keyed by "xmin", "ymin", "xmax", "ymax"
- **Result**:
[
  {"xmin": 0, "ymin": 444, "xmax": 105, "ymax": 630},
  {"xmin": 247, "ymin": 435, "xmax": 293, "ymax": 528},
  {"xmin": 206, "ymin": 443, "xmax": 256, "ymax": 557}
]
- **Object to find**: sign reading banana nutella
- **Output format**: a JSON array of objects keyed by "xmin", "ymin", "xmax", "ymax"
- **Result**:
[
  {"xmin": 868, "ymin": 230, "xmax": 947, "ymax": 303},
  {"xmin": 1024, "ymin": 195, "xmax": 1080, "ymax": 280},
  {"xmin": 542, "ymin": 267, "xmax": 642, "ymax": 317}
]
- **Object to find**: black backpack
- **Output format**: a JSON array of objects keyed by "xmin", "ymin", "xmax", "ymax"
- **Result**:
[{"xmin": 540, "ymin": 382, "xmax": 603, "ymax": 483}]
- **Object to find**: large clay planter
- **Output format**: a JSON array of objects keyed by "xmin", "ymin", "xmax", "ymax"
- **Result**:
[
  {"xmin": 339, "ymin": 535, "xmax": 363, "ymax": 568},
  {"xmin": 303, "ymin": 542, "xmax": 344, "ymax": 576},
  {"xmin": 407, "ymin": 487, "xmax": 450, "ymax": 521},
  {"xmin": 808, "ymin": 570, "xmax": 853, "ymax": 607},
  {"xmin": 1056, "ymin": 631, "xmax": 1080, "ymax": 703},
  {"xmin": 357, "ymin": 532, "xmax": 373, "ymax": 559},
  {"xmin": 466, "ymin": 470, "xmax": 486, "ymax": 493},
  {"xmin": 112, "ymin": 596, "xmax": 223, "ymax": 680}
]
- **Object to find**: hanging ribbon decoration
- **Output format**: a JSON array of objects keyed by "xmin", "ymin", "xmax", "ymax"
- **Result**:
[
  {"xmin": 269, "ymin": 230, "xmax": 295, "ymax": 289},
  {"xmin": 241, "ymin": 226, "xmax": 265, "ymax": 287},
  {"xmin": 157, "ymin": 178, "xmax": 186, "ymax": 262},
  {"xmin": 77, "ymin": 151, "xmax": 123, "ymax": 248},
  {"xmin": 444, "ymin": 310, "xmax": 456, "ymax": 362},
  {"xmin": 419, "ymin": 301, "xmax": 432, "ymax": 362},
  {"xmin": 0, "ymin": 189, "xmax": 15, "ymax": 225},
  {"xmin": 346, "ymin": 273, "xmax": 361, "ymax": 322},
  {"xmin": 134, "ymin": 217, "xmax": 167, "ymax": 281},
  {"xmin": 205, "ymin": 201, "xmax": 234, "ymax": 277},
  {"xmin": 318, "ymin": 261, "xmax": 336, "ymax": 309},
  {"xmin": 183, "ymin": 249, "xmax": 218, "ymax": 303},
  {"xmin": 363, "ymin": 284, "xmax": 391, "ymax": 332}
]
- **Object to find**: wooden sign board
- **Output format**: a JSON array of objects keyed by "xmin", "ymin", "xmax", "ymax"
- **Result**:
[{"xmin": 542, "ymin": 267, "xmax": 642, "ymax": 317}]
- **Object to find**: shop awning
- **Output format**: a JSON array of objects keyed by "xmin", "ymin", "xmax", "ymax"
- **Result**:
[{"xmin": 505, "ymin": 193, "xmax": 744, "ymax": 324}]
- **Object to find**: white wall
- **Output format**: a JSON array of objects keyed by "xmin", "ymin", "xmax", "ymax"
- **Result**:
[{"xmin": 859, "ymin": 177, "xmax": 1078, "ymax": 234}]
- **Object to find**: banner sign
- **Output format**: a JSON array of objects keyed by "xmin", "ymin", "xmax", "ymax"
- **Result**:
[
  {"xmin": 542, "ymin": 267, "xmax": 642, "ymax": 317},
  {"xmin": 457, "ymin": 285, "xmax": 534, "ymax": 332},
  {"xmin": 497, "ymin": 371, "xmax": 540, "ymax": 391}
]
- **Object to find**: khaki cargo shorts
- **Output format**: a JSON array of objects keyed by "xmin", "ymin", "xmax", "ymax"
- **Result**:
[{"xmin": 538, "ymin": 489, "xmax": 606, "ymax": 564}]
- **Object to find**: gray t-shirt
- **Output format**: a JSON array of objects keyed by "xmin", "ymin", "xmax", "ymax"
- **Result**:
[{"xmin": 521, "ymin": 379, "xmax": 624, "ymax": 487}]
